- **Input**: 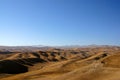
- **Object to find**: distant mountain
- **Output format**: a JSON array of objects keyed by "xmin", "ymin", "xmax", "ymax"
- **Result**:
[
  {"xmin": 53, "ymin": 45, "xmax": 120, "ymax": 49},
  {"xmin": 0, "ymin": 45, "xmax": 119, "ymax": 51},
  {"xmin": 0, "ymin": 46, "xmax": 53, "ymax": 52}
]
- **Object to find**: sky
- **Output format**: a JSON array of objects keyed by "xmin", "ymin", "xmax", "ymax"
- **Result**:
[{"xmin": 0, "ymin": 0, "xmax": 120, "ymax": 46}]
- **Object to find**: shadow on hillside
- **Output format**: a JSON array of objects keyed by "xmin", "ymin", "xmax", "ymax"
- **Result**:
[
  {"xmin": 0, "ymin": 58, "xmax": 46, "ymax": 74},
  {"xmin": 0, "ymin": 60, "xmax": 28, "ymax": 74}
]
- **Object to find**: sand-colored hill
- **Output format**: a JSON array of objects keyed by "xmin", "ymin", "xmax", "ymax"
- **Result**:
[{"xmin": 0, "ymin": 46, "xmax": 120, "ymax": 80}]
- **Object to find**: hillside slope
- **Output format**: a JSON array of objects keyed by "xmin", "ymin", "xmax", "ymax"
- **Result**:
[{"xmin": 0, "ymin": 47, "xmax": 120, "ymax": 80}]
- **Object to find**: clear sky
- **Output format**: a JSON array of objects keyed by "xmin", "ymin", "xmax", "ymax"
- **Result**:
[{"xmin": 0, "ymin": 0, "xmax": 120, "ymax": 46}]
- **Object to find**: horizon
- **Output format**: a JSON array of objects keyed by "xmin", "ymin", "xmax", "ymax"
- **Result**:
[
  {"xmin": 0, "ymin": 0, "xmax": 120, "ymax": 46},
  {"xmin": 0, "ymin": 44, "xmax": 120, "ymax": 47}
]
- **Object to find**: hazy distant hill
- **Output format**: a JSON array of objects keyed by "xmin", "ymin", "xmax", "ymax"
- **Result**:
[{"xmin": 0, "ymin": 46, "xmax": 53, "ymax": 52}]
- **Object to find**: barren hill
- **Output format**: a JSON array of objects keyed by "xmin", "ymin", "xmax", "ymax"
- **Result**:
[{"xmin": 0, "ymin": 46, "xmax": 120, "ymax": 80}]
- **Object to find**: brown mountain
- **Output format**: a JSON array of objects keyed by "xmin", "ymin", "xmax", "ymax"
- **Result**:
[{"xmin": 0, "ymin": 46, "xmax": 120, "ymax": 80}]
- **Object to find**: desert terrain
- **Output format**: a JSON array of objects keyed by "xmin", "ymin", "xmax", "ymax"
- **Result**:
[{"xmin": 0, "ymin": 46, "xmax": 120, "ymax": 80}]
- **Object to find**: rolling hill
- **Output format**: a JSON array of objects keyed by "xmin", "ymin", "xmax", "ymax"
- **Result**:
[{"xmin": 0, "ymin": 46, "xmax": 120, "ymax": 80}]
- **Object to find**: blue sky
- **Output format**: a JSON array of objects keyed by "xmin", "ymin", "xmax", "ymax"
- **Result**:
[{"xmin": 0, "ymin": 0, "xmax": 120, "ymax": 46}]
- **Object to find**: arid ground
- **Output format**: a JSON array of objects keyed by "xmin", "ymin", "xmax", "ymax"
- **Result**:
[{"xmin": 0, "ymin": 46, "xmax": 120, "ymax": 80}]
